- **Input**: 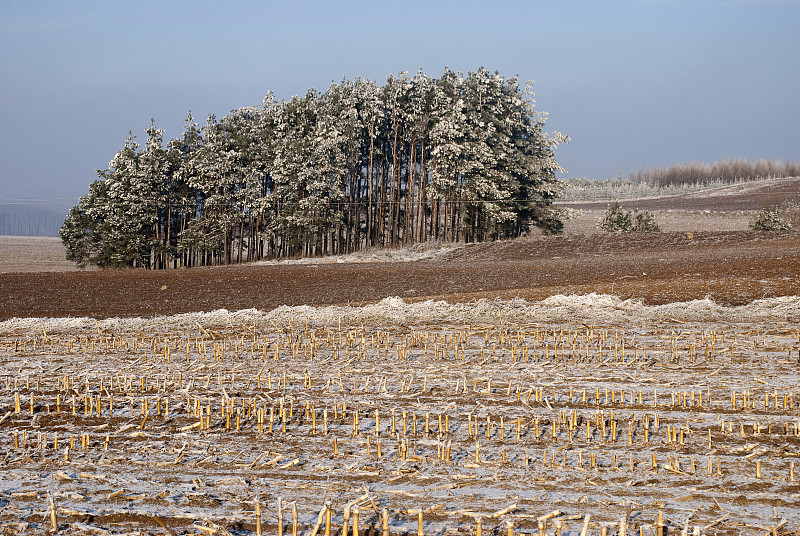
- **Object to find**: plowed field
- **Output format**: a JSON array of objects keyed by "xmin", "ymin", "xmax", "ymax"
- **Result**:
[{"xmin": 1, "ymin": 230, "xmax": 799, "ymax": 320}]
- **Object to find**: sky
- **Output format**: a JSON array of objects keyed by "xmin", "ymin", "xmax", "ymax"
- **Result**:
[{"xmin": 1, "ymin": 0, "xmax": 798, "ymax": 212}]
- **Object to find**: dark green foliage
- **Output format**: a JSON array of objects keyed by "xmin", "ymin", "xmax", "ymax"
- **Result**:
[
  {"xmin": 598, "ymin": 202, "xmax": 660, "ymax": 232},
  {"xmin": 59, "ymin": 206, "xmax": 96, "ymax": 268}
]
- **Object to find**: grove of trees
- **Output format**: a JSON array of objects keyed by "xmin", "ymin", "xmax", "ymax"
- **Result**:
[
  {"xmin": 61, "ymin": 68, "xmax": 567, "ymax": 269},
  {"xmin": 629, "ymin": 158, "xmax": 800, "ymax": 187}
]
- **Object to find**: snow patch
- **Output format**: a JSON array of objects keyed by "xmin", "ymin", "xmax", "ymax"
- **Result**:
[
  {"xmin": 249, "ymin": 242, "xmax": 463, "ymax": 266},
  {"xmin": 2, "ymin": 294, "xmax": 799, "ymax": 337}
]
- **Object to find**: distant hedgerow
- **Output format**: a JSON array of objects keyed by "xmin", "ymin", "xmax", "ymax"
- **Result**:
[
  {"xmin": 598, "ymin": 202, "xmax": 660, "ymax": 232},
  {"xmin": 630, "ymin": 158, "xmax": 800, "ymax": 187}
]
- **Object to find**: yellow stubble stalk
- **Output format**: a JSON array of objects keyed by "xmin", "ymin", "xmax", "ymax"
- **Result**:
[
  {"xmin": 255, "ymin": 499, "xmax": 262, "ymax": 536},
  {"xmin": 324, "ymin": 502, "xmax": 332, "ymax": 536},
  {"xmin": 48, "ymin": 492, "xmax": 58, "ymax": 533},
  {"xmin": 292, "ymin": 502, "xmax": 299, "ymax": 536},
  {"xmin": 656, "ymin": 511, "xmax": 665, "ymax": 536},
  {"xmin": 277, "ymin": 497, "xmax": 284, "ymax": 536},
  {"xmin": 312, "ymin": 406, "xmax": 317, "ymax": 434}
]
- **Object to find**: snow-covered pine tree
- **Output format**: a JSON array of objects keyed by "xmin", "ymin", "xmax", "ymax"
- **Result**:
[
  {"xmin": 246, "ymin": 94, "xmax": 280, "ymax": 260},
  {"xmin": 139, "ymin": 121, "xmax": 170, "ymax": 268},
  {"xmin": 429, "ymin": 68, "xmax": 467, "ymax": 242},
  {"xmin": 62, "ymin": 68, "xmax": 567, "ymax": 268},
  {"xmin": 167, "ymin": 112, "xmax": 204, "ymax": 267},
  {"xmin": 60, "ymin": 181, "xmax": 109, "ymax": 268},
  {"xmin": 67, "ymin": 133, "xmax": 157, "ymax": 268}
]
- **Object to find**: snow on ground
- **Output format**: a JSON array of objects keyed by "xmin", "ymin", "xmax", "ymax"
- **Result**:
[
  {"xmin": 2, "ymin": 294, "xmax": 799, "ymax": 337},
  {"xmin": 249, "ymin": 242, "xmax": 463, "ymax": 266},
  {"xmin": 2, "ymin": 295, "xmax": 800, "ymax": 535}
]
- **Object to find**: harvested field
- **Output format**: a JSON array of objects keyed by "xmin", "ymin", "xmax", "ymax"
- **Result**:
[
  {"xmin": 2, "ymin": 181, "xmax": 800, "ymax": 535},
  {"xmin": 1, "ymin": 299, "xmax": 800, "ymax": 535}
]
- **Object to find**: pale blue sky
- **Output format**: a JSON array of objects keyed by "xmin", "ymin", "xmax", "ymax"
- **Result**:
[{"xmin": 1, "ymin": 0, "xmax": 798, "ymax": 210}]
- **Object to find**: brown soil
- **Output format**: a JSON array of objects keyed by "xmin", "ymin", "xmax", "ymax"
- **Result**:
[{"xmin": 1, "ymin": 230, "xmax": 799, "ymax": 320}]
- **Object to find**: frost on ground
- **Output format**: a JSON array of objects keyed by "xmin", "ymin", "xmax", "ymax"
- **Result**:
[
  {"xmin": 250, "ymin": 241, "xmax": 463, "ymax": 266},
  {"xmin": 2, "ymin": 293, "xmax": 799, "ymax": 337},
  {"xmin": 1, "ymin": 295, "xmax": 800, "ymax": 534}
]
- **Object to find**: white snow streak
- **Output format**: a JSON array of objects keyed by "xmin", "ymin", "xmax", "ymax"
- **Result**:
[
  {"xmin": 2, "ymin": 294, "xmax": 799, "ymax": 337},
  {"xmin": 249, "ymin": 242, "xmax": 462, "ymax": 265}
]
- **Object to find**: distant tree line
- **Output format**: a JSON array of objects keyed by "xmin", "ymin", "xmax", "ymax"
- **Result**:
[
  {"xmin": 0, "ymin": 205, "xmax": 65, "ymax": 237},
  {"xmin": 629, "ymin": 158, "xmax": 800, "ymax": 187},
  {"xmin": 561, "ymin": 158, "xmax": 800, "ymax": 202},
  {"xmin": 61, "ymin": 68, "xmax": 567, "ymax": 269}
]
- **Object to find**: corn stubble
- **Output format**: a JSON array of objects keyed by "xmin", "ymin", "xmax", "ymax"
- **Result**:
[{"xmin": 0, "ymin": 315, "xmax": 798, "ymax": 535}]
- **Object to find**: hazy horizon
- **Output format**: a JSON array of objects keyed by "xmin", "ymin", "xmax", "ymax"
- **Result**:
[{"xmin": 2, "ymin": 1, "xmax": 798, "ymax": 209}]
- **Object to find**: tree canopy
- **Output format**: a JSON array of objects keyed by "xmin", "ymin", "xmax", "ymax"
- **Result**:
[{"xmin": 62, "ymin": 68, "xmax": 567, "ymax": 269}]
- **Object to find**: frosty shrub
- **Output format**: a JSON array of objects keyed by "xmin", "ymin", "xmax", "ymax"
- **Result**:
[
  {"xmin": 750, "ymin": 205, "xmax": 793, "ymax": 231},
  {"xmin": 598, "ymin": 203, "xmax": 660, "ymax": 232},
  {"xmin": 555, "ymin": 206, "xmax": 583, "ymax": 220}
]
